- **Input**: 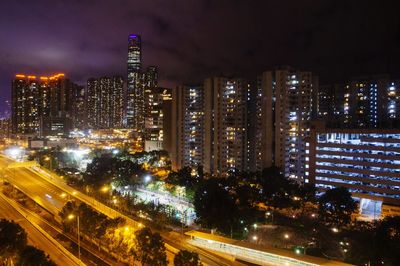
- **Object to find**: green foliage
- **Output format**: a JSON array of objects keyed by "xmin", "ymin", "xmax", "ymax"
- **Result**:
[
  {"xmin": 318, "ymin": 187, "xmax": 357, "ymax": 226},
  {"xmin": 17, "ymin": 245, "xmax": 56, "ymax": 266},
  {"xmin": 0, "ymin": 219, "xmax": 54, "ymax": 266},
  {"xmin": 174, "ymin": 250, "xmax": 202, "ymax": 266},
  {"xmin": 0, "ymin": 219, "xmax": 27, "ymax": 259},
  {"xmin": 132, "ymin": 227, "xmax": 168, "ymax": 266},
  {"xmin": 193, "ymin": 178, "xmax": 238, "ymax": 232}
]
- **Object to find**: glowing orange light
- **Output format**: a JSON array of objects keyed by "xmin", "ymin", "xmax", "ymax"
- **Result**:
[
  {"xmin": 15, "ymin": 74, "xmax": 26, "ymax": 78},
  {"xmin": 40, "ymin": 76, "xmax": 49, "ymax": 80},
  {"xmin": 27, "ymin": 75, "xmax": 36, "ymax": 79}
]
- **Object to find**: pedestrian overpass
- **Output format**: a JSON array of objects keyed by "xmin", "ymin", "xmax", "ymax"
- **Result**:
[{"xmin": 186, "ymin": 231, "xmax": 353, "ymax": 266}]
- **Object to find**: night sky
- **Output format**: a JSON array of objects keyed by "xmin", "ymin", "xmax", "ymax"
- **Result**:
[{"xmin": 1, "ymin": 0, "xmax": 400, "ymax": 114}]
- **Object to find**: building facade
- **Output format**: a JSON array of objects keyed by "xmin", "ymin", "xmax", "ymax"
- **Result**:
[
  {"xmin": 171, "ymin": 85, "xmax": 204, "ymax": 170},
  {"xmin": 203, "ymin": 77, "xmax": 249, "ymax": 175},
  {"xmin": 307, "ymin": 124, "xmax": 400, "ymax": 218},
  {"xmin": 86, "ymin": 76, "xmax": 124, "ymax": 129},
  {"xmin": 126, "ymin": 34, "xmax": 144, "ymax": 130},
  {"xmin": 12, "ymin": 73, "xmax": 75, "ymax": 137},
  {"xmin": 254, "ymin": 67, "xmax": 317, "ymax": 181},
  {"xmin": 316, "ymin": 77, "xmax": 400, "ymax": 128}
]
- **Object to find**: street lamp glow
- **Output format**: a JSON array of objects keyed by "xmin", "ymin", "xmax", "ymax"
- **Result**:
[
  {"xmin": 332, "ymin": 227, "xmax": 339, "ymax": 233},
  {"xmin": 284, "ymin": 234, "xmax": 290, "ymax": 239},
  {"xmin": 144, "ymin": 175, "xmax": 152, "ymax": 183},
  {"xmin": 252, "ymin": 235, "xmax": 258, "ymax": 241},
  {"xmin": 68, "ymin": 214, "xmax": 75, "ymax": 220}
]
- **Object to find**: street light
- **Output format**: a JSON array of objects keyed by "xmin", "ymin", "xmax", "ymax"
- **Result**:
[
  {"xmin": 144, "ymin": 175, "xmax": 152, "ymax": 183},
  {"xmin": 68, "ymin": 214, "xmax": 81, "ymax": 264},
  {"xmin": 44, "ymin": 156, "xmax": 52, "ymax": 171},
  {"xmin": 284, "ymin": 234, "xmax": 290, "ymax": 248}
]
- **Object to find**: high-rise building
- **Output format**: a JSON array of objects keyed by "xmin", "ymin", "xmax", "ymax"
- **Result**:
[
  {"xmin": 203, "ymin": 77, "xmax": 249, "ymax": 175},
  {"xmin": 12, "ymin": 73, "xmax": 75, "ymax": 137},
  {"xmin": 171, "ymin": 85, "xmax": 204, "ymax": 170},
  {"xmin": 143, "ymin": 86, "xmax": 172, "ymax": 152},
  {"xmin": 126, "ymin": 34, "xmax": 144, "ymax": 130},
  {"xmin": 255, "ymin": 67, "xmax": 317, "ymax": 181},
  {"xmin": 316, "ymin": 76, "xmax": 400, "ymax": 128},
  {"xmin": 70, "ymin": 84, "xmax": 86, "ymax": 130},
  {"xmin": 86, "ymin": 76, "xmax": 124, "ymax": 129},
  {"xmin": 12, "ymin": 75, "xmax": 40, "ymax": 135}
]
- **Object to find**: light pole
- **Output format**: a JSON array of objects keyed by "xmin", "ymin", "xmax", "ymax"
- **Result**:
[
  {"xmin": 68, "ymin": 214, "xmax": 81, "ymax": 264},
  {"xmin": 44, "ymin": 156, "xmax": 52, "ymax": 171}
]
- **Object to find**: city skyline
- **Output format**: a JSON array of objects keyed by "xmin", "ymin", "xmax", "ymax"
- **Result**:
[{"xmin": 1, "ymin": 1, "xmax": 400, "ymax": 114}]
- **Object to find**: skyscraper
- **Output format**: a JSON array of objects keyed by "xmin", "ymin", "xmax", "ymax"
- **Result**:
[
  {"xmin": 203, "ymin": 77, "xmax": 249, "ymax": 175},
  {"xmin": 12, "ymin": 73, "xmax": 75, "ymax": 137},
  {"xmin": 255, "ymin": 67, "xmax": 317, "ymax": 181},
  {"xmin": 171, "ymin": 85, "xmax": 204, "ymax": 170},
  {"xmin": 126, "ymin": 34, "xmax": 144, "ymax": 130},
  {"xmin": 12, "ymin": 75, "xmax": 40, "ymax": 135},
  {"xmin": 316, "ymin": 76, "xmax": 400, "ymax": 128},
  {"xmin": 87, "ymin": 76, "xmax": 124, "ymax": 129}
]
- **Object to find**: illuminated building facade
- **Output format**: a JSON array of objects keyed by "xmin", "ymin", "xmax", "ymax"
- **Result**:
[
  {"xmin": 126, "ymin": 34, "xmax": 144, "ymax": 130},
  {"xmin": 12, "ymin": 73, "xmax": 75, "ymax": 136},
  {"xmin": 316, "ymin": 77, "xmax": 400, "ymax": 128},
  {"xmin": 254, "ymin": 67, "xmax": 317, "ymax": 181},
  {"xmin": 204, "ymin": 77, "xmax": 249, "ymax": 175},
  {"xmin": 0, "ymin": 118, "xmax": 11, "ymax": 139},
  {"xmin": 144, "ymin": 85, "xmax": 172, "ymax": 152},
  {"xmin": 308, "ymin": 124, "xmax": 400, "ymax": 218},
  {"xmin": 87, "ymin": 76, "xmax": 124, "ymax": 129},
  {"xmin": 71, "ymin": 84, "xmax": 86, "ymax": 130},
  {"xmin": 171, "ymin": 85, "xmax": 204, "ymax": 170}
]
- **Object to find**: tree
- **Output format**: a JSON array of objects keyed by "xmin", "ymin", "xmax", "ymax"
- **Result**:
[
  {"xmin": 83, "ymin": 156, "xmax": 118, "ymax": 187},
  {"xmin": 132, "ymin": 227, "xmax": 167, "ymax": 266},
  {"xmin": 318, "ymin": 187, "xmax": 357, "ymax": 226},
  {"xmin": 0, "ymin": 219, "xmax": 27, "ymax": 262},
  {"xmin": 258, "ymin": 167, "xmax": 297, "ymax": 210},
  {"xmin": 193, "ymin": 178, "xmax": 238, "ymax": 232},
  {"xmin": 174, "ymin": 250, "xmax": 202, "ymax": 266},
  {"xmin": 17, "ymin": 245, "xmax": 56, "ymax": 266}
]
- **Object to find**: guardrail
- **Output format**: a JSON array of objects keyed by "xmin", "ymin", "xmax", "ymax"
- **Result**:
[{"xmin": 0, "ymin": 192, "xmax": 84, "ymax": 266}]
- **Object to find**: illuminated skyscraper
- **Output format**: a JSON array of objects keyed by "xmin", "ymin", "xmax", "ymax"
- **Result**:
[
  {"xmin": 255, "ymin": 67, "xmax": 317, "ymax": 181},
  {"xmin": 87, "ymin": 76, "xmax": 124, "ymax": 129},
  {"xmin": 171, "ymin": 85, "xmax": 204, "ymax": 170},
  {"xmin": 126, "ymin": 34, "xmax": 144, "ymax": 130},
  {"xmin": 203, "ymin": 77, "xmax": 249, "ymax": 175},
  {"xmin": 12, "ymin": 75, "xmax": 40, "ymax": 135},
  {"xmin": 316, "ymin": 76, "xmax": 400, "ymax": 128},
  {"xmin": 11, "ymin": 73, "xmax": 75, "ymax": 136}
]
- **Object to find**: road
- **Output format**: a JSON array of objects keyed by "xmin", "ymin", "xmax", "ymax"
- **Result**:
[
  {"xmin": 0, "ymin": 191, "xmax": 79, "ymax": 266},
  {"xmin": 0, "ymin": 156, "xmax": 244, "ymax": 266}
]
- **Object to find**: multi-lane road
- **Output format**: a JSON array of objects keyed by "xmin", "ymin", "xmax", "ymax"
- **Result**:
[
  {"xmin": 0, "ymin": 156, "xmax": 245, "ymax": 266},
  {"xmin": 0, "ymin": 191, "xmax": 79, "ymax": 265}
]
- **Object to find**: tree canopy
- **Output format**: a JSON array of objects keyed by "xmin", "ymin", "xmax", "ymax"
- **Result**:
[
  {"xmin": 132, "ymin": 227, "xmax": 168, "ymax": 266},
  {"xmin": 318, "ymin": 187, "xmax": 357, "ymax": 226},
  {"xmin": 174, "ymin": 250, "xmax": 202, "ymax": 266}
]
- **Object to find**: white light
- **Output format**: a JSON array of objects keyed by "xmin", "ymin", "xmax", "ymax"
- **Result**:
[
  {"xmin": 112, "ymin": 149, "xmax": 119, "ymax": 155},
  {"xmin": 144, "ymin": 175, "xmax": 152, "ymax": 183}
]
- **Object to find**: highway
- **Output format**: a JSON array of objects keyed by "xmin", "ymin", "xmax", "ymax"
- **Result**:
[
  {"xmin": 0, "ymin": 156, "xmax": 246, "ymax": 266},
  {"xmin": 0, "ymin": 191, "xmax": 80, "ymax": 266}
]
